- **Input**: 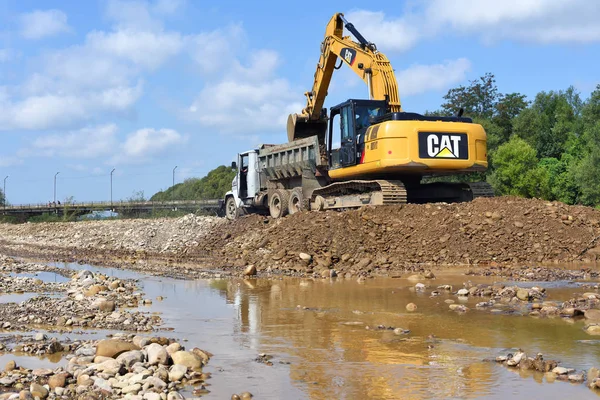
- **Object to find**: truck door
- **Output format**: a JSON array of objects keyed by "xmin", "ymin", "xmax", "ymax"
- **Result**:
[{"xmin": 339, "ymin": 104, "xmax": 357, "ymax": 167}]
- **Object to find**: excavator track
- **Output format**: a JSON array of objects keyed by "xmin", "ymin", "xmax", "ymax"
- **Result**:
[
  {"xmin": 311, "ymin": 180, "xmax": 407, "ymax": 210},
  {"xmin": 467, "ymin": 182, "xmax": 495, "ymax": 199}
]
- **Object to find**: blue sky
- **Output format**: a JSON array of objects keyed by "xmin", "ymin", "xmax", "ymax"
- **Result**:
[{"xmin": 0, "ymin": 0, "xmax": 599, "ymax": 204}]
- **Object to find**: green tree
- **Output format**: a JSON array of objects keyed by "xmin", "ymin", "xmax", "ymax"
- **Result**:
[
  {"xmin": 151, "ymin": 165, "xmax": 235, "ymax": 201},
  {"xmin": 441, "ymin": 72, "xmax": 499, "ymax": 118},
  {"xmin": 574, "ymin": 145, "xmax": 600, "ymax": 206},
  {"xmin": 488, "ymin": 136, "xmax": 546, "ymax": 197},
  {"xmin": 493, "ymin": 92, "xmax": 529, "ymax": 143},
  {"xmin": 0, "ymin": 188, "xmax": 5, "ymax": 206}
]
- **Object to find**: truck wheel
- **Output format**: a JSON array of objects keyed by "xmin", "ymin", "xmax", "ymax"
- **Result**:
[
  {"xmin": 225, "ymin": 196, "xmax": 238, "ymax": 220},
  {"xmin": 269, "ymin": 190, "xmax": 289, "ymax": 219},
  {"xmin": 288, "ymin": 188, "xmax": 304, "ymax": 215}
]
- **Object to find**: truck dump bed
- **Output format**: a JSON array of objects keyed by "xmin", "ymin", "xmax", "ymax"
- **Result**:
[{"xmin": 258, "ymin": 135, "xmax": 326, "ymax": 180}]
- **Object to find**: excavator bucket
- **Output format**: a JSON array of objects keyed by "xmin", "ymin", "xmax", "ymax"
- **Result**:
[{"xmin": 287, "ymin": 113, "xmax": 328, "ymax": 142}]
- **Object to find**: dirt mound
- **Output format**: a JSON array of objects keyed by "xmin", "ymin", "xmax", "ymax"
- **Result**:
[
  {"xmin": 198, "ymin": 197, "xmax": 600, "ymax": 276},
  {"xmin": 1, "ymin": 197, "xmax": 599, "ymax": 278}
]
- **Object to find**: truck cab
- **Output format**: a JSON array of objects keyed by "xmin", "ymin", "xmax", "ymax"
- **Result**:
[{"xmin": 224, "ymin": 150, "xmax": 260, "ymax": 220}]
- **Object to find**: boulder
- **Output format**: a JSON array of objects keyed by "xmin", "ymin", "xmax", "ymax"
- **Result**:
[
  {"xmin": 29, "ymin": 383, "xmax": 48, "ymax": 399},
  {"xmin": 171, "ymin": 351, "xmax": 202, "ymax": 369},
  {"xmin": 168, "ymin": 364, "xmax": 187, "ymax": 382},
  {"xmin": 48, "ymin": 373, "xmax": 68, "ymax": 389},
  {"xmin": 147, "ymin": 343, "xmax": 169, "ymax": 365},
  {"xmin": 96, "ymin": 339, "xmax": 139, "ymax": 358},
  {"xmin": 116, "ymin": 350, "xmax": 145, "ymax": 368}
]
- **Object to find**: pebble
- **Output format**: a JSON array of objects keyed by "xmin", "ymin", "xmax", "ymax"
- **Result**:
[{"xmin": 405, "ymin": 303, "xmax": 417, "ymax": 312}]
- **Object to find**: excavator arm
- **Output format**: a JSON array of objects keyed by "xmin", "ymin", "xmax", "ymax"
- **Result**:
[{"xmin": 287, "ymin": 13, "xmax": 402, "ymax": 142}]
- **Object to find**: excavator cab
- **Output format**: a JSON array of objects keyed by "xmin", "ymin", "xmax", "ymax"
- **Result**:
[{"xmin": 328, "ymin": 99, "xmax": 386, "ymax": 169}]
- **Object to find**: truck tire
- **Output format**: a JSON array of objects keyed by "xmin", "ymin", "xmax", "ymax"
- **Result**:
[
  {"xmin": 225, "ymin": 196, "xmax": 239, "ymax": 220},
  {"xmin": 269, "ymin": 190, "xmax": 289, "ymax": 219},
  {"xmin": 288, "ymin": 188, "xmax": 304, "ymax": 215}
]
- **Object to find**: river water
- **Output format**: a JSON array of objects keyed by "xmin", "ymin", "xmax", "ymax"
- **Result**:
[{"xmin": 2, "ymin": 263, "xmax": 600, "ymax": 399}]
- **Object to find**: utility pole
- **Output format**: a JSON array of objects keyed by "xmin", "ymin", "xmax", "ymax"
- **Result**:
[
  {"xmin": 54, "ymin": 172, "xmax": 60, "ymax": 207},
  {"xmin": 110, "ymin": 168, "xmax": 115, "ymax": 211},
  {"xmin": 172, "ymin": 166, "xmax": 177, "ymax": 203},
  {"xmin": 3, "ymin": 176, "xmax": 7, "ymax": 210}
]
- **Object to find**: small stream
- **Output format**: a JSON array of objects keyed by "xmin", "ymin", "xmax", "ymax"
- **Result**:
[{"xmin": 2, "ymin": 262, "xmax": 600, "ymax": 399}]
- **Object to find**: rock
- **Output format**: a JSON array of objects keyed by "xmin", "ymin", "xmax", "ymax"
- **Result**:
[
  {"xmin": 93, "ymin": 356, "xmax": 113, "ymax": 363},
  {"xmin": 457, "ymin": 289, "xmax": 469, "ymax": 296},
  {"xmin": 588, "ymin": 367, "xmax": 600, "ymax": 381},
  {"xmin": 34, "ymin": 333, "xmax": 47, "ymax": 341},
  {"xmin": 232, "ymin": 396, "xmax": 241, "ymax": 400},
  {"xmin": 514, "ymin": 221, "xmax": 524, "ymax": 228},
  {"xmin": 122, "ymin": 383, "xmax": 142, "ymax": 394},
  {"xmin": 85, "ymin": 284, "xmax": 105, "ymax": 297},
  {"xmin": 4, "ymin": 360, "xmax": 16, "ymax": 372},
  {"xmin": 356, "ymin": 257, "xmax": 372, "ymax": 269},
  {"xmin": 29, "ymin": 383, "xmax": 48, "ymax": 399},
  {"xmin": 191, "ymin": 348, "xmax": 211, "ymax": 364},
  {"xmin": 48, "ymin": 373, "xmax": 68, "ymax": 389},
  {"xmin": 424, "ymin": 271, "xmax": 435, "ymax": 279},
  {"xmin": 147, "ymin": 343, "xmax": 169, "ymax": 365},
  {"xmin": 116, "ymin": 350, "xmax": 145, "ymax": 368},
  {"xmin": 165, "ymin": 342, "xmax": 181, "ymax": 356},
  {"xmin": 96, "ymin": 339, "xmax": 139, "ymax": 358},
  {"xmin": 568, "ymin": 373, "xmax": 584, "ymax": 382},
  {"xmin": 561, "ymin": 307, "xmax": 583, "ymax": 317},
  {"xmin": 415, "ymin": 283, "xmax": 426, "ymax": 291},
  {"xmin": 167, "ymin": 392, "xmax": 185, "ymax": 400},
  {"xmin": 171, "ymin": 351, "xmax": 203, "ymax": 369},
  {"xmin": 96, "ymin": 359, "xmax": 124, "ymax": 375},
  {"xmin": 553, "ymin": 367, "xmax": 569, "ymax": 375},
  {"xmin": 19, "ymin": 390, "xmax": 33, "ymax": 400},
  {"xmin": 99, "ymin": 300, "xmax": 116, "ymax": 312},
  {"xmin": 585, "ymin": 324, "xmax": 600, "ymax": 335},
  {"xmin": 407, "ymin": 274, "xmax": 425, "ymax": 281},
  {"xmin": 393, "ymin": 327, "xmax": 410, "ymax": 335},
  {"xmin": 449, "ymin": 304, "xmax": 468, "ymax": 312},
  {"xmin": 299, "ymin": 253, "xmax": 312, "ymax": 262},
  {"xmin": 108, "ymin": 280, "xmax": 121, "ymax": 290},
  {"xmin": 243, "ymin": 265, "xmax": 257, "ymax": 276},
  {"xmin": 143, "ymin": 376, "xmax": 167, "ymax": 390},
  {"xmin": 240, "ymin": 392, "xmax": 253, "ymax": 399},
  {"xmin": 32, "ymin": 368, "xmax": 53, "ymax": 377},
  {"xmin": 168, "ymin": 364, "xmax": 187, "ymax": 382},
  {"xmin": 585, "ymin": 309, "xmax": 600, "ymax": 320},
  {"xmin": 94, "ymin": 377, "xmax": 113, "ymax": 393},
  {"xmin": 143, "ymin": 394, "xmax": 161, "ymax": 400},
  {"xmin": 406, "ymin": 303, "xmax": 417, "ymax": 312},
  {"xmin": 516, "ymin": 288, "xmax": 530, "ymax": 301}
]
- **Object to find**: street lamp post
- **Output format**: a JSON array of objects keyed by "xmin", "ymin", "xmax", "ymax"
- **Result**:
[
  {"xmin": 3, "ymin": 176, "xmax": 7, "ymax": 210},
  {"xmin": 172, "ymin": 166, "xmax": 177, "ymax": 203},
  {"xmin": 110, "ymin": 168, "xmax": 115, "ymax": 210},
  {"xmin": 53, "ymin": 172, "xmax": 60, "ymax": 207}
]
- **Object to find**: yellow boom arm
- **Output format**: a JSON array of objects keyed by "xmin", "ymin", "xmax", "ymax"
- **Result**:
[{"xmin": 287, "ymin": 13, "xmax": 402, "ymax": 141}]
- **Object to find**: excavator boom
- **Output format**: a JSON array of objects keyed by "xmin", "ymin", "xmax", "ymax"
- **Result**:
[{"xmin": 288, "ymin": 13, "xmax": 401, "ymax": 142}]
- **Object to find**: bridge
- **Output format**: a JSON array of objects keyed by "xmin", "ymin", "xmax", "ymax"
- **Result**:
[{"xmin": 1, "ymin": 199, "xmax": 224, "ymax": 219}]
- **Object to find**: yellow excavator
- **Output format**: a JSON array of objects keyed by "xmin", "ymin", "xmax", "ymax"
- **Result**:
[{"xmin": 223, "ymin": 13, "xmax": 492, "ymax": 220}]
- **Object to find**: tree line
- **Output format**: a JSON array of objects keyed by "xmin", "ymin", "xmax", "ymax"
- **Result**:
[{"xmin": 433, "ymin": 73, "xmax": 600, "ymax": 207}]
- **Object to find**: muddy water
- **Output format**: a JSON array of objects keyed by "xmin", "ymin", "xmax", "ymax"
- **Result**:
[{"xmin": 4, "ymin": 263, "xmax": 600, "ymax": 399}]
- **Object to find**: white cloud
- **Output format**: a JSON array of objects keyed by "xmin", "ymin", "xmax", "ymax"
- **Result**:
[
  {"xmin": 152, "ymin": 0, "xmax": 186, "ymax": 15},
  {"xmin": 395, "ymin": 58, "xmax": 472, "ymax": 96},
  {"xmin": 0, "ymin": 83, "xmax": 143, "ymax": 131},
  {"xmin": 344, "ymin": 10, "xmax": 423, "ymax": 52},
  {"xmin": 187, "ymin": 49, "xmax": 302, "ymax": 134},
  {"xmin": 24, "ymin": 124, "xmax": 119, "ymax": 158},
  {"xmin": 187, "ymin": 24, "xmax": 245, "ymax": 74},
  {"xmin": 87, "ymin": 29, "xmax": 184, "ymax": 70},
  {"xmin": 345, "ymin": 1, "xmax": 600, "ymax": 52},
  {"xmin": 20, "ymin": 9, "xmax": 71, "ymax": 40},
  {"xmin": 0, "ymin": 156, "xmax": 23, "ymax": 167},
  {"xmin": 111, "ymin": 128, "xmax": 187, "ymax": 164}
]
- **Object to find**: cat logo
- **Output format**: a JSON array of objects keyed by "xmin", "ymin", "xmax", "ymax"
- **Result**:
[
  {"xmin": 427, "ymin": 134, "xmax": 461, "ymax": 158},
  {"xmin": 340, "ymin": 48, "xmax": 356, "ymax": 66},
  {"xmin": 418, "ymin": 132, "xmax": 468, "ymax": 160}
]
